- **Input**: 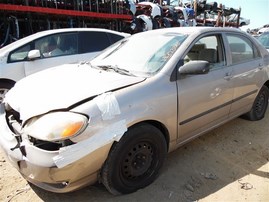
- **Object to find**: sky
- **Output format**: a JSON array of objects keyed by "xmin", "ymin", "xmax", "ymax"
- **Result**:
[{"xmin": 212, "ymin": 0, "xmax": 269, "ymax": 29}]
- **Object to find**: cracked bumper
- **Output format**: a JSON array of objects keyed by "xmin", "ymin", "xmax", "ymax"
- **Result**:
[{"xmin": 0, "ymin": 107, "xmax": 111, "ymax": 193}]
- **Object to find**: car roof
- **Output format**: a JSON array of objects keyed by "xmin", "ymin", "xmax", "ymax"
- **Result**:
[
  {"xmin": 0, "ymin": 28, "xmax": 130, "ymax": 54},
  {"xmin": 133, "ymin": 26, "xmax": 245, "ymax": 38},
  {"xmin": 129, "ymin": 27, "xmax": 269, "ymax": 55}
]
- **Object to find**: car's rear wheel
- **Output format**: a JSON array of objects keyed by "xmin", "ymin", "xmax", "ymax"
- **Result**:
[
  {"xmin": 243, "ymin": 85, "xmax": 269, "ymax": 121},
  {"xmin": 101, "ymin": 123, "xmax": 167, "ymax": 195},
  {"xmin": 0, "ymin": 81, "xmax": 15, "ymax": 103}
]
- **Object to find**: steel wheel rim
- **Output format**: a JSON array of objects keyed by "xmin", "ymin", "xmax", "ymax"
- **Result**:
[
  {"xmin": 121, "ymin": 141, "xmax": 154, "ymax": 180},
  {"xmin": 255, "ymin": 92, "xmax": 266, "ymax": 115}
]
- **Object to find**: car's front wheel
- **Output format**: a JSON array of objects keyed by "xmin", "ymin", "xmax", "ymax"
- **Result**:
[
  {"xmin": 101, "ymin": 123, "xmax": 167, "ymax": 195},
  {"xmin": 0, "ymin": 81, "xmax": 15, "ymax": 103},
  {"xmin": 243, "ymin": 85, "xmax": 269, "ymax": 121}
]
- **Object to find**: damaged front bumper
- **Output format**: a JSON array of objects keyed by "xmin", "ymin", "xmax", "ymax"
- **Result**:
[{"xmin": 0, "ymin": 104, "xmax": 113, "ymax": 193}]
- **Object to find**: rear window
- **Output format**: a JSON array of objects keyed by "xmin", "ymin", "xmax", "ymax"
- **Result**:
[
  {"xmin": 227, "ymin": 34, "xmax": 261, "ymax": 64},
  {"xmin": 78, "ymin": 32, "xmax": 111, "ymax": 54},
  {"xmin": 108, "ymin": 33, "xmax": 125, "ymax": 44}
]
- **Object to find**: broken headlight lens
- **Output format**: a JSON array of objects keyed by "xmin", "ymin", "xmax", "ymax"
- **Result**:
[{"xmin": 24, "ymin": 112, "xmax": 88, "ymax": 141}]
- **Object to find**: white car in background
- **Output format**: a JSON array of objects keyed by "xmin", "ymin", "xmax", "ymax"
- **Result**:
[
  {"xmin": 0, "ymin": 28, "xmax": 130, "ymax": 102},
  {"xmin": 258, "ymin": 27, "xmax": 269, "ymax": 35},
  {"xmin": 227, "ymin": 14, "xmax": 250, "ymax": 26}
]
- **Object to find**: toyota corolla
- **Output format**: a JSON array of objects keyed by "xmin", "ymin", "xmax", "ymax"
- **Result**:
[{"xmin": 0, "ymin": 27, "xmax": 269, "ymax": 195}]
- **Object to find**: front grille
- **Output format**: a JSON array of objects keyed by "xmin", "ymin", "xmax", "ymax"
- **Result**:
[{"xmin": 28, "ymin": 136, "xmax": 74, "ymax": 151}]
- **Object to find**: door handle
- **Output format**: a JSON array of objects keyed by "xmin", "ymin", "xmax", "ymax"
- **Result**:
[
  {"xmin": 258, "ymin": 63, "xmax": 264, "ymax": 70},
  {"xmin": 224, "ymin": 72, "xmax": 232, "ymax": 80}
]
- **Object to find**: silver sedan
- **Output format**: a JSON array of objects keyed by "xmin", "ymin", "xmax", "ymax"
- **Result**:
[{"xmin": 0, "ymin": 27, "xmax": 269, "ymax": 195}]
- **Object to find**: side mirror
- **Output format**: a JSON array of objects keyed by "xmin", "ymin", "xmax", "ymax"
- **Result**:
[
  {"xmin": 27, "ymin": 49, "xmax": 41, "ymax": 60},
  {"xmin": 179, "ymin": 60, "xmax": 210, "ymax": 75}
]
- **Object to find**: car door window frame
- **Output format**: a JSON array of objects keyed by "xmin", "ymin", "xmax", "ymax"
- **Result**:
[
  {"xmin": 37, "ymin": 32, "xmax": 78, "ymax": 58},
  {"xmin": 225, "ymin": 33, "xmax": 262, "ymax": 65},
  {"xmin": 182, "ymin": 33, "xmax": 226, "ymax": 72},
  {"xmin": 7, "ymin": 32, "xmax": 78, "ymax": 63},
  {"xmin": 8, "ymin": 43, "xmax": 33, "ymax": 63}
]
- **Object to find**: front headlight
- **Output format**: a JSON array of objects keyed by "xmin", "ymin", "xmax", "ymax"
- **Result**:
[{"xmin": 24, "ymin": 112, "xmax": 88, "ymax": 141}]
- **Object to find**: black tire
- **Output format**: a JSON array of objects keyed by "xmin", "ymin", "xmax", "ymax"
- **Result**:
[
  {"xmin": 101, "ymin": 123, "xmax": 167, "ymax": 195},
  {"xmin": 0, "ymin": 81, "xmax": 15, "ymax": 103},
  {"xmin": 243, "ymin": 85, "xmax": 269, "ymax": 121}
]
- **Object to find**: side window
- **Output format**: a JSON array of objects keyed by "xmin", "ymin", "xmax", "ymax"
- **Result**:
[
  {"xmin": 227, "ymin": 34, "xmax": 260, "ymax": 64},
  {"xmin": 36, "ymin": 33, "xmax": 78, "ymax": 58},
  {"xmin": 8, "ymin": 33, "xmax": 78, "ymax": 63},
  {"xmin": 8, "ymin": 44, "xmax": 31, "ymax": 63},
  {"xmin": 184, "ymin": 35, "xmax": 225, "ymax": 70},
  {"xmin": 78, "ymin": 31, "xmax": 111, "ymax": 53},
  {"xmin": 107, "ymin": 33, "xmax": 125, "ymax": 44}
]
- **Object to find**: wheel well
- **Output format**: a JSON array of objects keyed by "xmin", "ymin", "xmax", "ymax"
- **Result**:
[
  {"xmin": 130, "ymin": 120, "xmax": 170, "ymax": 151},
  {"xmin": 264, "ymin": 81, "xmax": 269, "ymax": 90},
  {"xmin": 0, "ymin": 78, "xmax": 16, "ymax": 86}
]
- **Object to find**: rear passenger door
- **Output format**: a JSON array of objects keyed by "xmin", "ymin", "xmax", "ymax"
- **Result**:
[
  {"xmin": 177, "ymin": 34, "xmax": 234, "ymax": 142},
  {"xmin": 225, "ymin": 34, "xmax": 264, "ymax": 118}
]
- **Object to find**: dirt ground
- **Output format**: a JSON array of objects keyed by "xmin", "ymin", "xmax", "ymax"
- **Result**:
[{"xmin": 0, "ymin": 110, "xmax": 268, "ymax": 202}]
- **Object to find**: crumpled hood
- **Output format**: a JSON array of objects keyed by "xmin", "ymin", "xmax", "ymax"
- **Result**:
[{"xmin": 5, "ymin": 64, "xmax": 145, "ymax": 121}]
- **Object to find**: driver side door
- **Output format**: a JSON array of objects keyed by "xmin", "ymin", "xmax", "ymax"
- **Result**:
[{"xmin": 176, "ymin": 34, "xmax": 234, "ymax": 143}]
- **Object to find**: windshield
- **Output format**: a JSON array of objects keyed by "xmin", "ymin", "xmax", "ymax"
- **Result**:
[{"xmin": 91, "ymin": 32, "xmax": 187, "ymax": 76}]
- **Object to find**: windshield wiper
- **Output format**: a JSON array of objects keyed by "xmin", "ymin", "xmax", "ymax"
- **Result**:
[
  {"xmin": 97, "ymin": 65, "xmax": 135, "ymax": 76},
  {"xmin": 78, "ymin": 61, "xmax": 92, "ymax": 67}
]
